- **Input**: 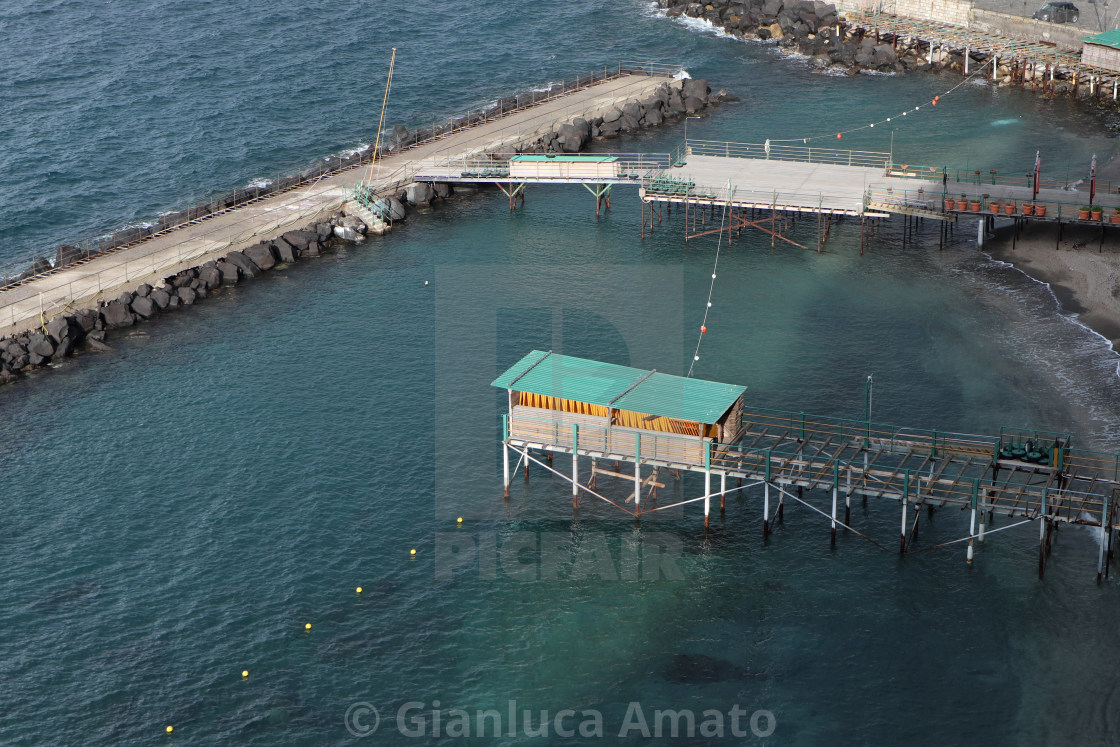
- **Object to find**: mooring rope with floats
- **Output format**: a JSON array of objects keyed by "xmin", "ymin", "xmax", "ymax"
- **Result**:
[
  {"xmin": 765, "ymin": 57, "xmax": 996, "ymax": 144},
  {"xmin": 768, "ymin": 481, "xmax": 892, "ymax": 551},
  {"xmin": 907, "ymin": 517, "xmax": 1035, "ymax": 554},
  {"xmin": 686, "ymin": 183, "xmax": 730, "ymax": 378}
]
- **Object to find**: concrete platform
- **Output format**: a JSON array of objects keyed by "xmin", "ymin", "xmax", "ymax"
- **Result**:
[{"xmin": 0, "ymin": 72, "xmax": 675, "ymax": 336}]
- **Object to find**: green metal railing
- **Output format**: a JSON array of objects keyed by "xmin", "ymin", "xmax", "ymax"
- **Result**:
[{"xmin": 502, "ymin": 410, "xmax": 1113, "ymax": 518}]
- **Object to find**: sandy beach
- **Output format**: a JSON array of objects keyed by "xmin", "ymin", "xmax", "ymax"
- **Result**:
[{"xmin": 984, "ymin": 220, "xmax": 1120, "ymax": 348}]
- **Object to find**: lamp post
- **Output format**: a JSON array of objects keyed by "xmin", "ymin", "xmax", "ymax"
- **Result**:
[
  {"xmin": 864, "ymin": 374, "xmax": 874, "ymax": 449},
  {"xmin": 684, "ymin": 115, "xmax": 702, "ymax": 156}
]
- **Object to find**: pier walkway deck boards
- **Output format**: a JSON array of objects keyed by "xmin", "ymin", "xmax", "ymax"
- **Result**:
[
  {"xmin": 656, "ymin": 154, "xmax": 926, "ymax": 215},
  {"xmin": 506, "ymin": 407, "xmax": 1120, "ymax": 532},
  {"xmin": 0, "ymin": 72, "xmax": 673, "ymax": 337}
]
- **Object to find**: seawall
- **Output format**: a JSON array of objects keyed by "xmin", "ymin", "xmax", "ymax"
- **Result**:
[{"xmin": 0, "ymin": 67, "xmax": 732, "ymax": 388}]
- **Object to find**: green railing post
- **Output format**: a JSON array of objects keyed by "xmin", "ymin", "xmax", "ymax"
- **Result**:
[
  {"xmin": 635, "ymin": 432, "xmax": 641, "ymax": 463},
  {"xmin": 573, "ymin": 423, "xmax": 579, "ymax": 453},
  {"xmin": 932, "ymin": 428, "xmax": 938, "ymax": 458},
  {"xmin": 765, "ymin": 449, "xmax": 771, "ymax": 482},
  {"xmin": 800, "ymin": 412, "xmax": 806, "ymax": 441},
  {"xmin": 502, "ymin": 413, "xmax": 509, "ymax": 442},
  {"xmin": 705, "ymin": 440, "xmax": 711, "ymax": 471}
]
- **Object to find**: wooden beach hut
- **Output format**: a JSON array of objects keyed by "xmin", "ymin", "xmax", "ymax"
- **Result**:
[
  {"xmin": 507, "ymin": 154, "xmax": 619, "ymax": 181},
  {"xmin": 493, "ymin": 350, "xmax": 746, "ymax": 468}
]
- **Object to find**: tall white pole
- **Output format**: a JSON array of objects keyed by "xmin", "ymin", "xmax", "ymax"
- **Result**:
[
  {"xmin": 572, "ymin": 424, "xmax": 579, "ymax": 498},
  {"xmin": 704, "ymin": 469, "xmax": 711, "ymax": 529},
  {"xmin": 634, "ymin": 435, "xmax": 642, "ymax": 510},
  {"xmin": 763, "ymin": 482, "xmax": 770, "ymax": 536}
]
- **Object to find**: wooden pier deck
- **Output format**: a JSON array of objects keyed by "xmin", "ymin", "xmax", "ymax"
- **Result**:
[
  {"xmin": 0, "ymin": 67, "xmax": 677, "ymax": 337},
  {"xmin": 495, "ymin": 351, "xmax": 1119, "ymax": 579},
  {"xmin": 505, "ymin": 406, "xmax": 1118, "ymax": 576}
]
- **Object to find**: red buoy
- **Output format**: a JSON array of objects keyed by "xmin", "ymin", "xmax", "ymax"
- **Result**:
[
  {"xmin": 701, "ymin": 325, "xmax": 707, "ymax": 334},
  {"xmin": 836, "ymin": 133, "xmax": 842, "ymax": 139}
]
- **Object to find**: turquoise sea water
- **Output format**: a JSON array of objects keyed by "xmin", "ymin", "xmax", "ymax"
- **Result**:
[{"xmin": 3, "ymin": 1, "xmax": 1120, "ymax": 744}]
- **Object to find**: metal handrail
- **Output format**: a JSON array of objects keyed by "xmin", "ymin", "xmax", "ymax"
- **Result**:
[
  {"xmin": 684, "ymin": 139, "xmax": 891, "ymax": 168},
  {"xmin": 504, "ymin": 411, "xmax": 1111, "ymax": 515},
  {"xmin": 2, "ymin": 59, "xmax": 684, "ymax": 291}
]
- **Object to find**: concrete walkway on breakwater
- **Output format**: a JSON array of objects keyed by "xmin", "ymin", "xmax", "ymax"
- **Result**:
[{"xmin": 0, "ymin": 72, "xmax": 675, "ymax": 338}]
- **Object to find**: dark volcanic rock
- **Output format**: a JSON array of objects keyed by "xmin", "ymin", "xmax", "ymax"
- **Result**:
[
  {"xmin": 150, "ymin": 288, "xmax": 171, "ymax": 309},
  {"xmin": 103, "ymin": 301, "xmax": 134, "ymax": 328},
  {"xmin": 225, "ymin": 251, "xmax": 260, "ymax": 278},
  {"xmin": 177, "ymin": 287, "xmax": 198, "ymax": 305},
  {"xmin": 198, "ymin": 265, "xmax": 222, "ymax": 290},
  {"xmin": 243, "ymin": 243, "xmax": 277, "ymax": 272},
  {"xmin": 273, "ymin": 240, "xmax": 297, "ymax": 264},
  {"xmin": 215, "ymin": 260, "xmax": 238, "ymax": 285},
  {"xmin": 281, "ymin": 230, "xmax": 319, "ymax": 254},
  {"xmin": 130, "ymin": 295, "xmax": 158, "ymax": 319},
  {"xmin": 27, "ymin": 334, "xmax": 56, "ymax": 360}
]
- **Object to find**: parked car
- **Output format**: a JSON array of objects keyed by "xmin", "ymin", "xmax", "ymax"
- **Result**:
[{"xmin": 1032, "ymin": 2, "xmax": 1079, "ymax": 23}]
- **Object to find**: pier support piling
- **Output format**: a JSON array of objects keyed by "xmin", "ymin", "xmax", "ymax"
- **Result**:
[
  {"xmin": 503, "ymin": 442, "xmax": 510, "ymax": 498},
  {"xmin": 704, "ymin": 469, "xmax": 711, "ymax": 530},
  {"xmin": 763, "ymin": 482, "xmax": 771, "ymax": 536}
]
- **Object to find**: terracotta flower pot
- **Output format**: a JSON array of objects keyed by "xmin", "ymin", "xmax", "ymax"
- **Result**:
[
  {"xmin": 1092, "ymin": 210, "xmax": 1103, "ymax": 221},
  {"xmin": 970, "ymin": 201, "xmax": 982, "ymax": 212},
  {"xmin": 1004, "ymin": 203, "xmax": 1015, "ymax": 215},
  {"xmin": 1022, "ymin": 203, "xmax": 1034, "ymax": 216},
  {"xmin": 990, "ymin": 203, "xmax": 1001, "ymax": 214},
  {"xmin": 1110, "ymin": 213, "xmax": 1120, "ymax": 224},
  {"xmin": 1079, "ymin": 209, "xmax": 1091, "ymax": 220},
  {"xmin": 1034, "ymin": 205, "xmax": 1047, "ymax": 217},
  {"xmin": 944, "ymin": 199, "xmax": 956, "ymax": 211}
]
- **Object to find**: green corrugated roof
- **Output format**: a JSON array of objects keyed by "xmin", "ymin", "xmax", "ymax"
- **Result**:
[
  {"xmin": 509, "ymin": 155, "xmax": 618, "ymax": 162},
  {"xmin": 492, "ymin": 350, "xmax": 746, "ymax": 424},
  {"xmin": 1084, "ymin": 30, "xmax": 1120, "ymax": 47}
]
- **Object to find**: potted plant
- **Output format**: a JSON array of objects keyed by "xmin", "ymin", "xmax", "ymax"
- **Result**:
[
  {"xmin": 1022, "ymin": 201, "xmax": 1035, "ymax": 216},
  {"xmin": 1003, "ymin": 202, "xmax": 1016, "ymax": 215},
  {"xmin": 1091, "ymin": 205, "xmax": 1104, "ymax": 221},
  {"xmin": 1035, "ymin": 203, "xmax": 1047, "ymax": 217},
  {"xmin": 944, "ymin": 196, "xmax": 956, "ymax": 211},
  {"xmin": 1112, "ymin": 207, "xmax": 1120, "ymax": 224},
  {"xmin": 970, "ymin": 198, "xmax": 982, "ymax": 212},
  {"xmin": 1079, "ymin": 205, "xmax": 1091, "ymax": 220},
  {"xmin": 989, "ymin": 200, "xmax": 1001, "ymax": 214}
]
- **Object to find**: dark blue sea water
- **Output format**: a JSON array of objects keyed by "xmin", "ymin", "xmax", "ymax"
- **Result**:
[{"xmin": 3, "ymin": 1, "xmax": 1120, "ymax": 744}]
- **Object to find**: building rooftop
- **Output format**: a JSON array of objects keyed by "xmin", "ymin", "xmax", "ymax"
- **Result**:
[
  {"xmin": 1083, "ymin": 30, "xmax": 1120, "ymax": 48},
  {"xmin": 492, "ymin": 350, "xmax": 746, "ymax": 424}
]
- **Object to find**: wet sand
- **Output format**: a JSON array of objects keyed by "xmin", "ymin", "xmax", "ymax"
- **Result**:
[{"xmin": 984, "ymin": 220, "xmax": 1120, "ymax": 348}]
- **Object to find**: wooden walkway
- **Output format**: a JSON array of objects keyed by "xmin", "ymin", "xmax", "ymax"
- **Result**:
[
  {"xmin": 0, "ymin": 70, "xmax": 675, "ymax": 337},
  {"xmin": 505, "ymin": 405, "xmax": 1119, "ymax": 577}
]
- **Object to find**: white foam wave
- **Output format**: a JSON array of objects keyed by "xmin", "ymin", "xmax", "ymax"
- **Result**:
[
  {"xmin": 644, "ymin": 1, "xmax": 738, "ymax": 40},
  {"xmin": 338, "ymin": 143, "xmax": 370, "ymax": 158}
]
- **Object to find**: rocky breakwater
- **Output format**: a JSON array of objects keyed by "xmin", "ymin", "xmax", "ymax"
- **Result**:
[
  {"xmin": 2, "ymin": 75, "xmax": 733, "ymax": 390},
  {"xmin": 658, "ymin": 0, "xmax": 911, "ymax": 74},
  {"xmin": 657, "ymin": 0, "xmax": 1104, "ymax": 91},
  {"xmin": 526, "ymin": 78, "xmax": 735, "ymax": 151},
  {"xmin": 0, "ymin": 213, "xmax": 384, "ymax": 387}
]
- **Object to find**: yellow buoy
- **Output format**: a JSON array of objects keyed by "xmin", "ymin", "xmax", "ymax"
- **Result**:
[
  {"xmin": 457, "ymin": 517, "xmax": 463, "ymax": 524},
  {"xmin": 410, "ymin": 548, "xmax": 417, "ymax": 556},
  {"xmin": 304, "ymin": 623, "xmax": 312, "ymax": 631},
  {"xmin": 166, "ymin": 725, "xmax": 174, "ymax": 734},
  {"xmin": 241, "ymin": 670, "xmax": 249, "ymax": 678},
  {"xmin": 356, "ymin": 586, "xmax": 363, "ymax": 594}
]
